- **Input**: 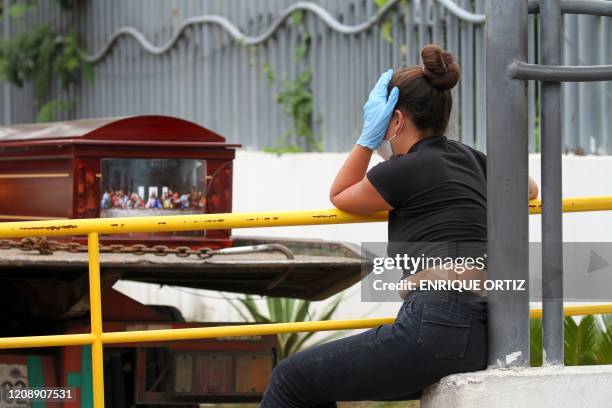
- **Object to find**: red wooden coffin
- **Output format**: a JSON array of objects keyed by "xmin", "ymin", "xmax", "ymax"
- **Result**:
[{"xmin": 0, "ymin": 115, "xmax": 240, "ymax": 249}]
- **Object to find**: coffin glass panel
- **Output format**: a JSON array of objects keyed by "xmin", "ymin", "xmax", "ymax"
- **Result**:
[{"xmin": 100, "ymin": 158, "xmax": 207, "ymax": 237}]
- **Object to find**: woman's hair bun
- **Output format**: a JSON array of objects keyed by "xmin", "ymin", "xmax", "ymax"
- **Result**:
[{"xmin": 421, "ymin": 44, "xmax": 460, "ymax": 90}]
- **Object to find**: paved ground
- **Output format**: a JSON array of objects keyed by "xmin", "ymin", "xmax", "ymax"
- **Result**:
[{"xmin": 210, "ymin": 402, "xmax": 419, "ymax": 407}]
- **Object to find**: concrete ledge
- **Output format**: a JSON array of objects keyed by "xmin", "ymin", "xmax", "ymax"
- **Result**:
[{"xmin": 421, "ymin": 365, "xmax": 612, "ymax": 408}]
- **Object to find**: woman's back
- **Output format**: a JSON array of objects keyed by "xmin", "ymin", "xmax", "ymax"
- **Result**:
[{"xmin": 367, "ymin": 134, "xmax": 487, "ymax": 244}]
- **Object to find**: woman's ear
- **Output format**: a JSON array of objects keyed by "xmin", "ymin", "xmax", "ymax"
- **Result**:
[
  {"xmin": 384, "ymin": 110, "xmax": 405, "ymax": 140},
  {"xmin": 393, "ymin": 109, "xmax": 405, "ymax": 135}
]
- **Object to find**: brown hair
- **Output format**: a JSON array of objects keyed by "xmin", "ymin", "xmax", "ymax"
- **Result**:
[{"xmin": 387, "ymin": 44, "xmax": 460, "ymax": 135}]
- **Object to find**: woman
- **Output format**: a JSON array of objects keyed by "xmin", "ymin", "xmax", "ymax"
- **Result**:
[{"xmin": 260, "ymin": 44, "xmax": 538, "ymax": 407}]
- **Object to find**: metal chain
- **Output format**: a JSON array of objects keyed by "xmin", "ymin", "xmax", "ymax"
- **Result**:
[{"xmin": 0, "ymin": 238, "xmax": 213, "ymax": 259}]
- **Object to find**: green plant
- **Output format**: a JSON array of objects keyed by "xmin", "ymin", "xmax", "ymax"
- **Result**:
[
  {"xmin": 530, "ymin": 314, "xmax": 612, "ymax": 366},
  {"xmin": 273, "ymin": 69, "xmax": 317, "ymax": 150},
  {"xmin": 529, "ymin": 316, "xmax": 543, "ymax": 365},
  {"xmin": 1, "ymin": 2, "xmax": 35, "ymax": 19},
  {"xmin": 595, "ymin": 314, "xmax": 612, "ymax": 362},
  {"xmin": 374, "ymin": 0, "xmax": 394, "ymax": 44},
  {"xmin": 258, "ymin": 1, "xmax": 413, "ymax": 153},
  {"xmin": 0, "ymin": 1, "xmax": 92, "ymax": 122},
  {"xmin": 259, "ymin": 11, "xmax": 322, "ymax": 154},
  {"xmin": 35, "ymin": 99, "xmax": 75, "ymax": 123},
  {"xmin": 226, "ymin": 294, "xmax": 344, "ymax": 361}
]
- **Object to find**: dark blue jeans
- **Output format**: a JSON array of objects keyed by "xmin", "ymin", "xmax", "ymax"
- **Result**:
[{"xmin": 260, "ymin": 289, "xmax": 488, "ymax": 407}]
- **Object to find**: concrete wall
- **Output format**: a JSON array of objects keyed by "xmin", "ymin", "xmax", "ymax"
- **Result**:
[
  {"xmin": 421, "ymin": 365, "xmax": 612, "ymax": 408},
  {"xmin": 114, "ymin": 151, "xmax": 612, "ymax": 323}
]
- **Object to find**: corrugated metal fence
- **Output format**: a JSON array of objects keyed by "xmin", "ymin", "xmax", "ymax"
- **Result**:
[{"xmin": 1, "ymin": 0, "xmax": 611, "ymax": 153}]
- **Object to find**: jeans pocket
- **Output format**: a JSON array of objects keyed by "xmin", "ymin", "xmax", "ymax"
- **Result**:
[{"xmin": 416, "ymin": 302, "xmax": 472, "ymax": 359}]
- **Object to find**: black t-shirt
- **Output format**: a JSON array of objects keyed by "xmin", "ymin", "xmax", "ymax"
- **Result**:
[{"xmin": 366, "ymin": 134, "xmax": 487, "ymax": 278}]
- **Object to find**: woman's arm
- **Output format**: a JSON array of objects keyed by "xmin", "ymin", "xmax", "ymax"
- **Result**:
[
  {"xmin": 329, "ymin": 70, "xmax": 398, "ymax": 214},
  {"xmin": 529, "ymin": 176, "xmax": 539, "ymax": 200},
  {"xmin": 329, "ymin": 145, "xmax": 392, "ymax": 214}
]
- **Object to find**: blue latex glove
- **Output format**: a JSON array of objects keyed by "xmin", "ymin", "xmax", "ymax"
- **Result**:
[{"xmin": 356, "ymin": 69, "xmax": 400, "ymax": 150}]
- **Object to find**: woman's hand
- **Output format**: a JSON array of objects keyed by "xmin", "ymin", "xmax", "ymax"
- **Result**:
[{"xmin": 356, "ymin": 69, "xmax": 400, "ymax": 150}]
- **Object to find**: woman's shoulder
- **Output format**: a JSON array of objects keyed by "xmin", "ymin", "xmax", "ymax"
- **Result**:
[
  {"xmin": 447, "ymin": 138, "xmax": 483, "ymax": 153},
  {"xmin": 447, "ymin": 139, "xmax": 487, "ymax": 171}
]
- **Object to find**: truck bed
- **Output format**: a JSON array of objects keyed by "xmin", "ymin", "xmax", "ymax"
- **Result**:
[{"xmin": 0, "ymin": 236, "xmax": 363, "ymax": 313}]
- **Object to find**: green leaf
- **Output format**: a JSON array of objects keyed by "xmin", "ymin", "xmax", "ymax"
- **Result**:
[
  {"xmin": 7, "ymin": 3, "xmax": 35, "ymax": 19},
  {"xmin": 262, "ymin": 145, "xmax": 305, "ymax": 155},
  {"xmin": 226, "ymin": 293, "xmax": 343, "ymax": 359},
  {"xmin": 295, "ymin": 44, "xmax": 307, "ymax": 62},
  {"xmin": 220, "ymin": 293, "xmax": 252, "ymax": 322},
  {"xmin": 374, "ymin": 0, "xmax": 389, "ymax": 9},
  {"xmin": 262, "ymin": 62, "xmax": 275, "ymax": 86},
  {"xmin": 530, "ymin": 317, "xmax": 543, "ymax": 367},
  {"xmin": 288, "ymin": 295, "xmax": 345, "ymax": 356},
  {"xmin": 81, "ymin": 62, "xmax": 94, "ymax": 83},
  {"xmin": 601, "ymin": 314, "xmax": 612, "ymax": 331},
  {"xmin": 269, "ymin": 297, "xmax": 284, "ymax": 322},
  {"xmin": 315, "ymin": 138, "xmax": 324, "ymax": 152},
  {"xmin": 533, "ymin": 314, "xmax": 612, "ymax": 366},
  {"xmin": 65, "ymin": 57, "xmax": 79, "ymax": 71},
  {"xmin": 564, "ymin": 316, "xmax": 578, "ymax": 365},
  {"xmin": 565, "ymin": 315, "xmax": 601, "ymax": 366},
  {"xmin": 381, "ymin": 21, "xmax": 394, "ymax": 44},
  {"xmin": 285, "ymin": 332, "xmax": 315, "ymax": 357},
  {"xmin": 283, "ymin": 298, "xmax": 294, "ymax": 322},
  {"xmin": 52, "ymin": 0, "xmax": 75, "ymax": 10},
  {"xmin": 237, "ymin": 295, "xmax": 272, "ymax": 323},
  {"xmin": 316, "ymin": 294, "xmax": 343, "ymax": 321},
  {"xmin": 0, "ymin": 22, "xmax": 91, "ymax": 103},
  {"xmin": 595, "ymin": 326, "xmax": 612, "ymax": 364},
  {"xmin": 293, "ymin": 299, "xmax": 310, "ymax": 323},
  {"xmin": 295, "ymin": 32, "xmax": 311, "ymax": 62},
  {"xmin": 283, "ymin": 301, "xmax": 311, "ymax": 354},
  {"xmin": 290, "ymin": 11, "xmax": 303, "ymax": 26},
  {"xmin": 35, "ymin": 99, "xmax": 74, "ymax": 123}
]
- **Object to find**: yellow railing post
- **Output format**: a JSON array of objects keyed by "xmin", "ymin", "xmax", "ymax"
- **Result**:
[{"xmin": 88, "ymin": 232, "xmax": 105, "ymax": 408}]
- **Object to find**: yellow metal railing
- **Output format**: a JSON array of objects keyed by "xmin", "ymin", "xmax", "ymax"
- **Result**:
[{"xmin": 0, "ymin": 195, "xmax": 612, "ymax": 408}]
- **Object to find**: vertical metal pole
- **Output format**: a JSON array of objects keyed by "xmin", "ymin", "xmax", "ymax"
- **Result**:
[
  {"xmin": 88, "ymin": 232, "xmax": 105, "ymax": 408},
  {"xmin": 540, "ymin": 0, "xmax": 564, "ymax": 366},
  {"xmin": 562, "ymin": 14, "xmax": 578, "ymax": 153},
  {"xmin": 577, "ymin": 14, "xmax": 599, "ymax": 154},
  {"xmin": 485, "ymin": 0, "xmax": 530, "ymax": 367},
  {"xmin": 3, "ymin": 0, "xmax": 11, "ymax": 125}
]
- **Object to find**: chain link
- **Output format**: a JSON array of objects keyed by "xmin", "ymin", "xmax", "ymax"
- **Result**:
[{"xmin": 0, "ymin": 238, "xmax": 214, "ymax": 259}]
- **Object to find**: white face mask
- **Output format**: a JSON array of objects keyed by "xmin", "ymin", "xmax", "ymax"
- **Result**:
[{"xmin": 376, "ymin": 133, "xmax": 398, "ymax": 161}]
